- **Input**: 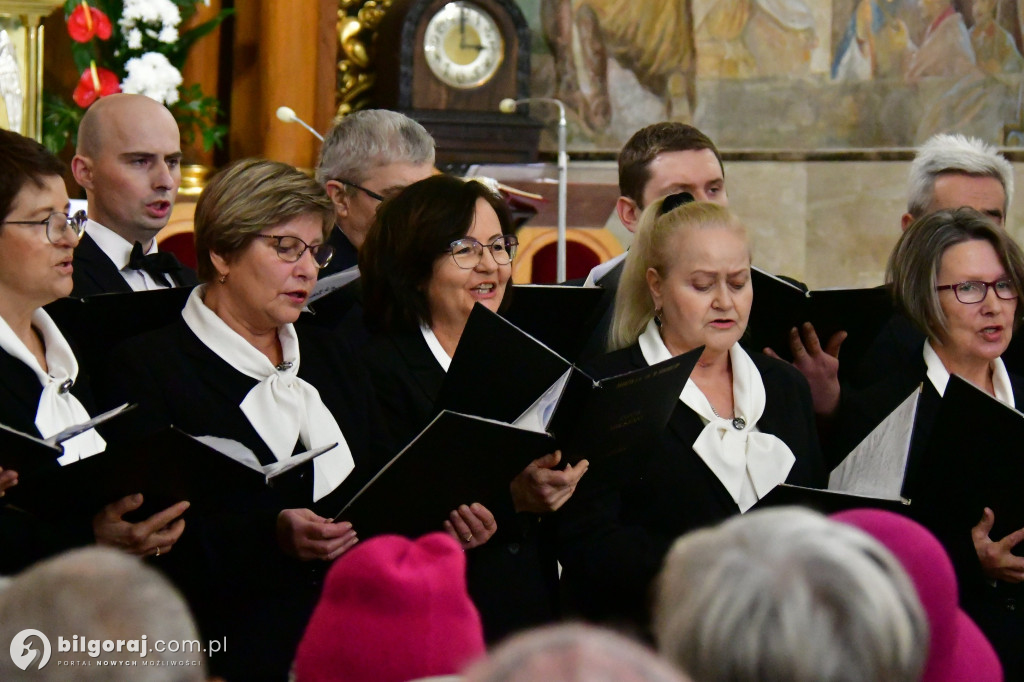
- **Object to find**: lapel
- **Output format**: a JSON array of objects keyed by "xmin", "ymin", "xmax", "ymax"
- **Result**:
[
  {"xmin": 388, "ymin": 331, "xmax": 446, "ymax": 409},
  {"xmin": 71, "ymin": 233, "xmax": 133, "ymax": 296},
  {"xmin": 595, "ymin": 258, "xmax": 624, "ymax": 291}
]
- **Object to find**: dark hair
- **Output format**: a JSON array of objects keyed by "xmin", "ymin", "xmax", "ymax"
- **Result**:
[
  {"xmin": 618, "ymin": 123, "xmax": 723, "ymax": 206},
  {"xmin": 360, "ymin": 174, "xmax": 514, "ymax": 334},
  {"xmin": 0, "ymin": 130, "xmax": 66, "ymax": 223}
]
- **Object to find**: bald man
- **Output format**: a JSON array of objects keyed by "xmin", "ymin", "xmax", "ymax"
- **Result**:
[{"xmin": 70, "ymin": 94, "xmax": 197, "ymax": 296}]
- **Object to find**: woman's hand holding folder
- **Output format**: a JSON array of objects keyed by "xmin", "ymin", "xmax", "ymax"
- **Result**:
[
  {"xmin": 510, "ymin": 451, "xmax": 589, "ymax": 514},
  {"xmin": 0, "ymin": 466, "xmax": 17, "ymax": 496},
  {"xmin": 444, "ymin": 503, "xmax": 496, "ymax": 550},
  {"xmin": 973, "ymin": 507, "xmax": 1024, "ymax": 583},
  {"xmin": 92, "ymin": 494, "xmax": 189, "ymax": 558},
  {"xmin": 277, "ymin": 508, "xmax": 359, "ymax": 562}
]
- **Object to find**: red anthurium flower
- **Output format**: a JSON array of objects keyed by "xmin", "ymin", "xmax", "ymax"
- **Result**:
[
  {"xmin": 68, "ymin": 2, "xmax": 112, "ymax": 43},
  {"xmin": 73, "ymin": 62, "xmax": 121, "ymax": 108}
]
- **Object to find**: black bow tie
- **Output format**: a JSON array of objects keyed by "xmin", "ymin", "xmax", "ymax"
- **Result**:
[{"xmin": 127, "ymin": 241, "xmax": 183, "ymax": 287}]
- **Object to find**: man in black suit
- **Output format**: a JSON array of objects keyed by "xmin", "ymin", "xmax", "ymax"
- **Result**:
[
  {"xmin": 315, "ymin": 109, "xmax": 436, "ymax": 275},
  {"xmin": 578, "ymin": 122, "xmax": 728, "ymax": 359},
  {"xmin": 69, "ymin": 94, "xmax": 197, "ymax": 296}
]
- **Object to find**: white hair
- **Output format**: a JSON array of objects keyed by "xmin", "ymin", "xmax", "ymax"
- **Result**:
[
  {"xmin": 0, "ymin": 548, "xmax": 204, "ymax": 681},
  {"xmin": 907, "ymin": 133, "xmax": 1013, "ymax": 218},
  {"xmin": 653, "ymin": 507, "xmax": 929, "ymax": 682},
  {"xmin": 315, "ymin": 109, "xmax": 435, "ymax": 187}
]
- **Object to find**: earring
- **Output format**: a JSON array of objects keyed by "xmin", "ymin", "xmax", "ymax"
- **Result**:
[
  {"xmin": 218, "ymin": 273, "xmax": 227, "ymax": 284},
  {"xmin": 654, "ymin": 307, "xmax": 663, "ymax": 327}
]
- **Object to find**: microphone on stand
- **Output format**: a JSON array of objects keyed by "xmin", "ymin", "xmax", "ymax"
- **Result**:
[
  {"xmin": 500, "ymin": 97, "xmax": 569, "ymax": 283},
  {"xmin": 275, "ymin": 106, "xmax": 324, "ymax": 142}
]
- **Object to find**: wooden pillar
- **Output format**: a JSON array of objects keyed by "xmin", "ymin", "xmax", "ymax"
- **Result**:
[
  {"xmin": 180, "ymin": 0, "xmax": 222, "ymax": 165},
  {"xmin": 229, "ymin": 0, "xmax": 336, "ymax": 168}
]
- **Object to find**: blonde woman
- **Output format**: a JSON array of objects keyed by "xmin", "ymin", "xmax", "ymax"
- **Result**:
[{"xmin": 558, "ymin": 196, "xmax": 826, "ymax": 630}]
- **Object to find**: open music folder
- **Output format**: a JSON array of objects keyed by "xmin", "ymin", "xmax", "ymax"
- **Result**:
[
  {"xmin": 744, "ymin": 268, "xmax": 892, "ymax": 382},
  {"xmin": 435, "ymin": 304, "xmax": 702, "ymax": 464}
]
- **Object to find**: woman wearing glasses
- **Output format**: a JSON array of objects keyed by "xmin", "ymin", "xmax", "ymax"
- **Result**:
[
  {"xmin": 95, "ymin": 158, "xmax": 394, "ymax": 681},
  {"xmin": 359, "ymin": 174, "xmax": 587, "ymax": 643},
  {"xmin": 0, "ymin": 130, "xmax": 188, "ymax": 572},
  {"xmin": 835, "ymin": 207, "xmax": 1024, "ymax": 677},
  {"xmin": 558, "ymin": 197, "xmax": 826, "ymax": 632}
]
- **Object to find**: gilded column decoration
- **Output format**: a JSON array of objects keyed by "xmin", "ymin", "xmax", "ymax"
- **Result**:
[
  {"xmin": 335, "ymin": 0, "xmax": 392, "ymax": 117},
  {"xmin": 0, "ymin": 1, "xmax": 63, "ymax": 140}
]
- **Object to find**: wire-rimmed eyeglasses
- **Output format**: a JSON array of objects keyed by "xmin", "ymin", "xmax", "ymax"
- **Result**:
[
  {"xmin": 337, "ymin": 179, "xmax": 384, "ymax": 202},
  {"xmin": 255, "ymin": 234, "xmax": 335, "ymax": 269},
  {"xmin": 935, "ymin": 279, "xmax": 1018, "ymax": 304},
  {"xmin": 3, "ymin": 210, "xmax": 87, "ymax": 244},
  {"xmin": 446, "ymin": 235, "xmax": 518, "ymax": 269}
]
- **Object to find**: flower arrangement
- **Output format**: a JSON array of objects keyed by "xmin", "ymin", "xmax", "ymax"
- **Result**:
[{"xmin": 43, "ymin": 0, "xmax": 232, "ymax": 155}]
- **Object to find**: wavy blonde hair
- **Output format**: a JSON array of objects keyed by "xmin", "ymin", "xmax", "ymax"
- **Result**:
[{"xmin": 609, "ymin": 200, "xmax": 749, "ymax": 351}]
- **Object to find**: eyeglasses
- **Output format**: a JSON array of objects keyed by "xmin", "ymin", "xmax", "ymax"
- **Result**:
[
  {"xmin": 447, "ymin": 235, "xmax": 518, "ymax": 269},
  {"xmin": 936, "ymin": 279, "xmax": 1018, "ymax": 304},
  {"xmin": 337, "ymin": 179, "xmax": 384, "ymax": 202},
  {"xmin": 3, "ymin": 210, "xmax": 87, "ymax": 244},
  {"xmin": 255, "ymin": 234, "xmax": 335, "ymax": 269}
]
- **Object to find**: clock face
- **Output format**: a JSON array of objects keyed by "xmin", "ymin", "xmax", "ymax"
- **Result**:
[{"xmin": 423, "ymin": 2, "xmax": 505, "ymax": 89}]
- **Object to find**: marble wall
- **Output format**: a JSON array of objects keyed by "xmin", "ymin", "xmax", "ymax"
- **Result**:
[{"xmin": 516, "ymin": 159, "xmax": 1024, "ymax": 290}]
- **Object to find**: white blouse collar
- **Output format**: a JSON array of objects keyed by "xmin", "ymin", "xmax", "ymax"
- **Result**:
[{"xmin": 923, "ymin": 340, "xmax": 1014, "ymax": 407}]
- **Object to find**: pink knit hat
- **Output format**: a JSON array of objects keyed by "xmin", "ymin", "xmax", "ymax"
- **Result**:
[
  {"xmin": 292, "ymin": 532, "xmax": 485, "ymax": 682},
  {"xmin": 833, "ymin": 509, "xmax": 1002, "ymax": 682}
]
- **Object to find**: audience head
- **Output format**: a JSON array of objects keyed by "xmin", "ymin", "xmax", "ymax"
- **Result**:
[
  {"xmin": 653, "ymin": 507, "xmax": 928, "ymax": 682},
  {"xmin": 904, "ymin": 133, "xmax": 1012, "ymax": 229},
  {"xmin": 464, "ymin": 623, "xmax": 690, "ymax": 682},
  {"xmin": 0, "ymin": 547, "xmax": 205, "ymax": 681},
  {"xmin": 194, "ymin": 158, "xmax": 335, "ymax": 328},
  {"xmin": 316, "ymin": 109, "xmax": 436, "ymax": 248},
  {"xmin": 611, "ymin": 197, "xmax": 749, "ymax": 353},
  {"xmin": 833, "ymin": 509, "xmax": 1002, "ymax": 682},
  {"xmin": 0, "ymin": 130, "xmax": 83, "ymax": 314},
  {"xmin": 72, "ymin": 94, "xmax": 182, "ymax": 247},
  {"xmin": 360, "ymin": 174, "xmax": 516, "ymax": 335},
  {"xmin": 887, "ymin": 208, "xmax": 1024, "ymax": 361},
  {"xmin": 292, "ymin": 532, "xmax": 485, "ymax": 682},
  {"xmin": 617, "ymin": 123, "xmax": 726, "ymax": 231}
]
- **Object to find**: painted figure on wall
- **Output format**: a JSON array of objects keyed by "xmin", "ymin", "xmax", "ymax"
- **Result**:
[
  {"xmin": 906, "ymin": 0, "xmax": 976, "ymax": 80},
  {"xmin": 696, "ymin": 0, "xmax": 818, "ymax": 79},
  {"xmin": 540, "ymin": 0, "xmax": 696, "ymax": 131},
  {"xmin": 971, "ymin": 0, "xmax": 1024, "ymax": 73},
  {"xmin": 832, "ymin": 0, "xmax": 916, "ymax": 79}
]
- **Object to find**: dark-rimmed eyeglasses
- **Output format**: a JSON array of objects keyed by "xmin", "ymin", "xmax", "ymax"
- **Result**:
[
  {"xmin": 936, "ymin": 279, "xmax": 1018, "ymax": 304},
  {"xmin": 255, "ymin": 234, "xmax": 335, "ymax": 269},
  {"xmin": 337, "ymin": 179, "xmax": 384, "ymax": 202},
  {"xmin": 3, "ymin": 210, "xmax": 87, "ymax": 244},
  {"xmin": 446, "ymin": 235, "xmax": 518, "ymax": 269}
]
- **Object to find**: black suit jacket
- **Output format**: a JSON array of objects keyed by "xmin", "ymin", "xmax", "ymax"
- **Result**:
[
  {"xmin": 0, "ymin": 346, "xmax": 96, "ymax": 573},
  {"xmin": 361, "ymin": 329, "xmax": 561, "ymax": 643},
  {"xmin": 558, "ymin": 343, "xmax": 827, "ymax": 631},
  {"xmin": 576, "ymin": 258, "xmax": 625, "ymax": 362},
  {"xmin": 71, "ymin": 232, "xmax": 199, "ymax": 297},
  {"xmin": 95, "ymin": 319, "xmax": 390, "ymax": 682}
]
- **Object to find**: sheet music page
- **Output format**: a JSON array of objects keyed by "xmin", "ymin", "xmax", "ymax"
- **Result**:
[
  {"xmin": 195, "ymin": 435, "xmax": 263, "ymax": 472},
  {"xmin": 513, "ymin": 368, "xmax": 573, "ymax": 432},
  {"xmin": 828, "ymin": 386, "xmax": 921, "ymax": 499},
  {"xmin": 308, "ymin": 266, "xmax": 360, "ymax": 303},
  {"xmin": 262, "ymin": 443, "xmax": 336, "ymax": 480},
  {"xmin": 46, "ymin": 403, "xmax": 134, "ymax": 446}
]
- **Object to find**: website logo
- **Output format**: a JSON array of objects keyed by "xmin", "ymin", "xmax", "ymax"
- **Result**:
[{"xmin": 10, "ymin": 629, "xmax": 51, "ymax": 671}]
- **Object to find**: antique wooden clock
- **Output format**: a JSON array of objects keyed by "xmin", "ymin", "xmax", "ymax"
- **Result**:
[{"xmin": 374, "ymin": 0, "xmax": 541, "ymax": 164}]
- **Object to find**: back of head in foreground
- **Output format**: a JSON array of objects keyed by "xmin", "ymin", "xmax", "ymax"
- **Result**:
[
  {"xmin": 464, "ymin": 623, "xmax": 690, "ymax": 682},
  {"xmin": 0, "ymin": 547, "xmax": 205, "ymax": 682},
  {"xmin": 653, "ymin": 507, "xmax": 928, "ymax": 682}
]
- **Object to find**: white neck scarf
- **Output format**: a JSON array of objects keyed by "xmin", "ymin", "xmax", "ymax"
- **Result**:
[
  {"xmin": 638, "ymin": 319, "xmax": 795, "ymax": 511},
  {"xmin": 0, "ymin": 309, "xmax": 105, "ymax": 465},
  {"xmin": 923, "ymin": 340, "xmax": 1015, "ymax": 407},
  {"xmin": 182, "ymin": 287, "xmax": 354, "ymax": 501},
  {"xmin": 420, "ymin": 324, "xmax": 452, "ymax": 372}
]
